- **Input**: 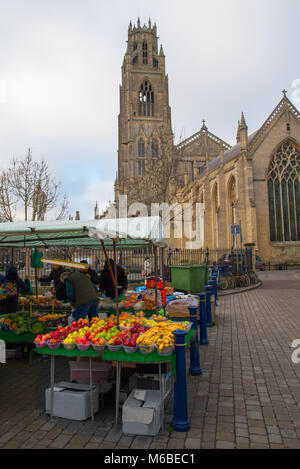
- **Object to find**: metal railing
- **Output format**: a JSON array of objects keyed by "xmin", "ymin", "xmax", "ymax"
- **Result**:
[{"xmin": 0, "ymin": 247, "xmax": 297, "ymax": 290}]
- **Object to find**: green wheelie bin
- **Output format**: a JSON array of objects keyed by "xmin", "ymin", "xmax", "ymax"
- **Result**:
[{"xmin": 169, "ymin": 265, "xmax": 209, "ymax": 294}]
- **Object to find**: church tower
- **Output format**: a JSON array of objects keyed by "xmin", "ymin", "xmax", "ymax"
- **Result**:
[{"xmin": 115, "ymin": 19, "xmax": 173, "ymax": 202}]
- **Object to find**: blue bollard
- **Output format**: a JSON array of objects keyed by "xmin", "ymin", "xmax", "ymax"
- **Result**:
[
  {"xmin": 212, "ymin": 276, "xmax": 218, "ymax": 305},
  {"xmin": 198, "ymin": 293, "xmax": 209, "ymax": 345},
  {"xmin": 172, "ymin": 329, "xmax": 191, "ymax": 432},
  {"xmin": 188, "ymin": 306, "xmax": 202, "ymax": 375},
  {"xmin": 205, "ymin": 286, "xmax": 213, "ymax": 328},
  {"xmin": 209, "ymin": 279, "xmax": 217, "ymax": 307}
]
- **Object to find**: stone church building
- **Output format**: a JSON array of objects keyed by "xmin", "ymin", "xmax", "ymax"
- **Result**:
[{"xmin": 114, "ymin": 19, "xmax": 300, "ymax": 263}]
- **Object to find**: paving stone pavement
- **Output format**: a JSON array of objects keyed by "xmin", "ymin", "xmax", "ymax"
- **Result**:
[{"xmin": 1, "ymin": 270, "xmax": 300, "ymax": 450}]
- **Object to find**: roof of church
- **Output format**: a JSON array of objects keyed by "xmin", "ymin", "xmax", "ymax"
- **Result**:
[
  {"xmin": 175, "ymin": 121, "xmax": 232, "ymax": 152},
  {"xmin": 199, "ymin": 92, "xmax": 300, "ymax": 177},
  {"xmin": 206, "ymin": 131, "xmax": 259, "ymax": 173}
]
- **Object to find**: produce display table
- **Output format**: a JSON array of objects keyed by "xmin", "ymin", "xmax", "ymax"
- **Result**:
[
  {"xmin": 34, "ymin": 347, "xmax": 99, "ymax": 422},
  {"xmin": 0, "ymin": 327, "xmax": 53, "ymax": 344},
  {"xmin": 33, "ymin": 328, "xmax": 195, "ymax": 426},
  {"xmin": 101, "ymin": 329, "xmax": 195, "ymax": 425}
]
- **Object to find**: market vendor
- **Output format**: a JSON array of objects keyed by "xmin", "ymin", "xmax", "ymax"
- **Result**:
[
  {"xmin": 99, "ymin": 258, "xmax": 128, "ymax": 300},
  {"xmin": 0, "ymin": 266, "xmax": 31, "ymax": 314},
  {"xmin": 39, "ymin": 264, "xmax": 67, "ymax": 301},
  {"xmin": 79, "ymin": 259, "xmax": 100, "ymax": 285},
  {"xmin": 61, "ymin": 271, "xmax": 99, "ymax": 321}
]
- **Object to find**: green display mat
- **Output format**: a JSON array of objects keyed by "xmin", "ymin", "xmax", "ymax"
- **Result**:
[
  {"xmin": 0, "ymin": 327, "xmax": 52, "ymax": 344},
  {"xmin": 34, "ymin": 346, "xmax": 100, "ymax": 358},
  {"xmin": 33, "ymin": 329, "xmax": 195, "ymax": 375}
]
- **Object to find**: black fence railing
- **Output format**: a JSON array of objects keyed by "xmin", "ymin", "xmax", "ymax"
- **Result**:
[{"xmin": 0, "ymin": 247, "xmax": 297, "ymax": 290}]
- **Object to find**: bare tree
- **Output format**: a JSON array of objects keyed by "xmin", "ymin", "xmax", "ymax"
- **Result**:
[
  {"xmin": 55, "ymin": 193, "xmax": 70, "ymax": 221},
  {"xmin": 1, "ymin": 148, "xmax": 70, "ymax": 221},
  {"xmin": 0, "ymin": 171, "xmax": 16, "ymax": 222},
  {"xmin": 126, "ymin": 130, "xmax": 196, "ymax": 222},
  {"xmin": 7, "ymin": 148, "xmax": 37, "ymax": 221}
]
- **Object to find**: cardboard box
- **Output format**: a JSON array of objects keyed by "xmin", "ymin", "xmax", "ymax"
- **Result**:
[
  {"xmin": 45, "ymin": 381, "xmax": 99, "ymax": 421},
  {"xmin": 122, "ymin": 389, "xmax": 161, "ymax": 436}
]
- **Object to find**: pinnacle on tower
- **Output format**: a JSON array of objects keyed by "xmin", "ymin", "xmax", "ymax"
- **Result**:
[
  {"xmin": 159, "ymin": 44, "xmax": 165, "ymax": 56},
  {"xmin": 148, "ymin": 18, "xmax": 151, "ymax": 29},
  {"xmin": 236, "ymin": 120, "xmax": 241, "ymax": 143},
  {"xmin": 240, "ymin": 112, "xmax": 247, "ymax": 129},
  {"xmin": 128, "ymin": 20, "xmax": 132, "ymax": 31},
  {"xmin": 239, "ymin": 112, "xmax": 248, "ymax": 150},
  {"xmin": 137, "ymin": 17, "xmax": 141, "ymax": 28}
]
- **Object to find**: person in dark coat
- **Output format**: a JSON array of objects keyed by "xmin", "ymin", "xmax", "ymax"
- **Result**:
[
  {"xmin": 62, "ymin": 271, "xmax": 99, "ymax": 321},
  {"xmin": 99, "ymin": 259, "xmax": 128, "ymax": 299},
  {"xmin": 39, "ymin": 264, "xmax": 67, "ymax": 301},
  {"xmin": 79, "ymin": 260, "xmax": 100, "ymax": 285},
  {"xmin": 0, "ymin": 266, "xmax": 30, "ymax": 314}
]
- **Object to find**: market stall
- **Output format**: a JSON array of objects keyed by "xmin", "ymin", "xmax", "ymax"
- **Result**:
[
  {"xmin": 0, "ymin": 217, "xmax": 167, "ymax": 320},
  {"xmin": 0, "ymin": 217, "xmax": 197, "ymax": 432},
  {"xmin": 33, "ymin": 317, "xmax": 195, "ymax": 425}
]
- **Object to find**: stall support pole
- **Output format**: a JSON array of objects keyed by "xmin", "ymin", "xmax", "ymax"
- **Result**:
[
  {"xmin": 50, "ymin": 355, "xmax": 55, "ymax": 421},
  {"xmin": 160, "ymin": 247, "xmax": 165, "ymax": 284},
  {"xmin": 154, "ymin": 245, "xmax": 158, "ymax": 315},
  {"xmin": 172, "ymin": 330, "xmax": 191, "ymax": 432},
  {"xmin": 89, "ymin": 357, "xmax": 94, "ymax": 422},
  {"xmin": 113, "ymin": 240, "xmax": 119, "ymax": 326},
  {"xmin": 100, "ymin": 240, "xmax": 118, "ymax": 323},
  {"xmin": 35, "ymin": 267, "xmax": 38, "ymax": 298},
  {"xmin": 159, "ymin": 363, "xmax": 164, "ymax": 428},
  {"xmin": 115, "ymin": 361, "xmax": 122, "ymax": 425},
  {"xmin": 188, "ymin": 306, "xmax": 202, "ymax": 375},
  {"xmin": 205, "ymin": 286, "xmax": 213, "ymax": 328},
  {"xmin": 198, "ymin": 293, "xmax": 209, "ymax": 345}
]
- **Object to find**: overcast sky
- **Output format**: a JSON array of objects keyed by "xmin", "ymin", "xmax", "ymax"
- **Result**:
[{"xmin": 0, "ymin": 0, "xmax": 299, "ymax": 220}]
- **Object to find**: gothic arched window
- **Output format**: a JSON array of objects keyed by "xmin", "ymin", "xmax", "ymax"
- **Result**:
[
  {"xmin": 142, "ymin": 42, "xmax": 148, "ymax": 64},
  {"xmin": 212, "ymin": 183, "xmax": 218, "ymax": 249},
  {"xmin": 151, "ymin": 138, "xmax": 159, "ymax": 158},
  {"xmin": 138, "ymin": 80, "xmax": 154, "ymax": 116},
  {"xmin": 268, "ymin": 140, "xmax": 300, "ymax": 242},
  {"xmin": 138, "ymin": 139, "xmax": 145, "ymax": 158},
  {"xmin": 227, "ymin": 176, "xmax": 237, "ymax": 226}
]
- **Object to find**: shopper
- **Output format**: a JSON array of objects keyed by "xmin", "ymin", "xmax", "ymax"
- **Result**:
[
  {"xmin": 142, "ymin": 257, "xmax": 152, "ymax": 277},
  {"xmin": 39, "ymin": 264, "xmax": 67, "ymax": 301},
  {"xmin": 79, "ymin": 259, "xmax": 100, "ymax": 285},
  {"xmin": 99, "ymin": 258, "xmax": 128, "ymax": 300},
  {"xmin": 61, "ymin": 271, "xmax": 99, "ymax": 321},
  {"xmin": 0, "ymin": 265, "xmax": 31, "ymax": 314}
]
